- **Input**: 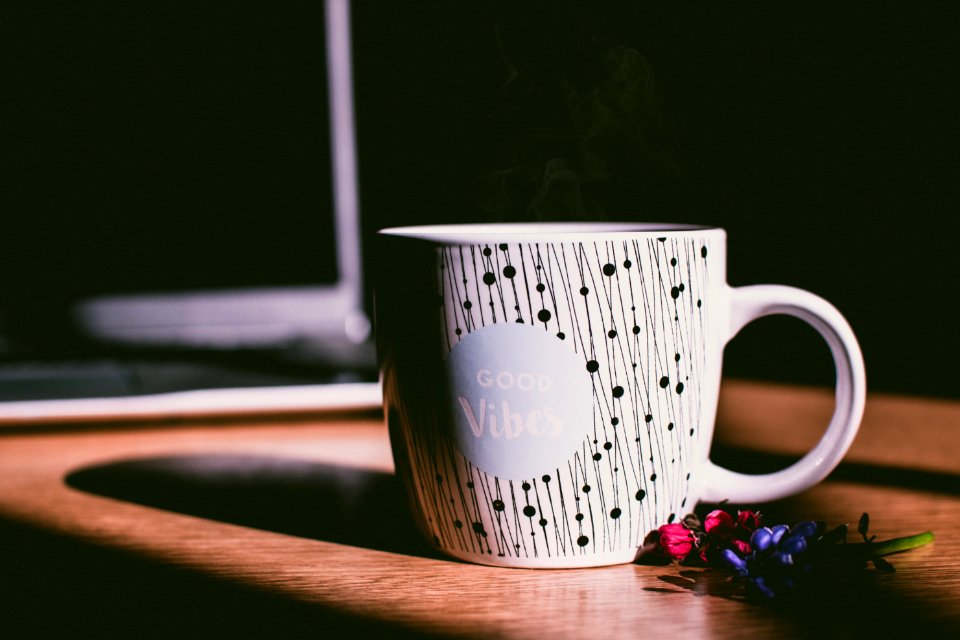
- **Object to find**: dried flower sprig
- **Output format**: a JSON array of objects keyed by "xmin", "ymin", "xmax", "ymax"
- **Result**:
[{"xmin": 644, "ymin": 509, "xmax": 934, "ymax": 601}]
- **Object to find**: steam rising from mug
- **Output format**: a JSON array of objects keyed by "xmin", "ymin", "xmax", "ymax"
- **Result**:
[{"xmin": 473, "ymin": 44, "xmax": 676, "ymax": 221}]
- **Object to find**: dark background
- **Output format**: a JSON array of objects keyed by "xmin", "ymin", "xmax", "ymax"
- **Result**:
[
  {"xmin": 2, "ymin": 1, "xmax": 958, "ymax": 398},
  {"xmin": 351, "ymin": 1, "xmax": 960, "ymax": 399}
]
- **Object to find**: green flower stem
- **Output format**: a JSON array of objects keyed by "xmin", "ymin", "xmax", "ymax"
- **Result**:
[{"xmin": 870, "ymin": 531, "xmax": 935, "ymax": 556}]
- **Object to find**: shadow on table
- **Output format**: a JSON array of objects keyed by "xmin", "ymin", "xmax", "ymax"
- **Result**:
[
  {"xmin": 639, "ymin": 563, "xmax": 960, "ymax": 638},
  {"xmin": 63, "ymin": 450, "xmax": 959, "ymax": 638},
  {"xmin": 0, "ymin": 516, "xmax": 443, "ymax": 640},
  {"xmin": 66, "ymin": 454, "xmax": 441, "ymax": 559},
  {"xmin": 710, "ymin": 445, "xmax": 960, "ymax": 496}
]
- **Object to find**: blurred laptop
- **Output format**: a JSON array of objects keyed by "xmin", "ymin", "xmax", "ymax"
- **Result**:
[{"xmin": 0, "ymin": 0, "xmax": 381, "ymax": 425}]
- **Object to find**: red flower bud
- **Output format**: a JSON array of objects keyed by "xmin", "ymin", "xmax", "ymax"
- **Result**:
[
  {"xmin": 658, "ymin": 523, "xmax": 696, "ymax": 560},
  {"xmin": 737, "ymin": 510, "xmax": 762, "ymax": 532},
  {"xmin": 704, "ymin": 509, "xmax": 737, "ymax": 539},
  {"xmin": 731, "ymin": 538, "xmax": 752, "ymax": 555},
  {"xmin": 697, "ymin": 539, "xmax": 713, "ymax": 563}
]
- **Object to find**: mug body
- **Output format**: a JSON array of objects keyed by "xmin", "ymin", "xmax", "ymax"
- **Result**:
[{"xmin": 377, "ymin": 223, "xmax": 728, "ymax": 568}]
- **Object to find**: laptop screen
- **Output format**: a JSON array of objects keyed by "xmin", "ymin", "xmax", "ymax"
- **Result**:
[
  {"xmin": 48, "ymin": 2, "xmax": 338, "ymax": 297},
  {"xmin": 3, "ymin": 0, "xmax": 366, "ymax": 353}
]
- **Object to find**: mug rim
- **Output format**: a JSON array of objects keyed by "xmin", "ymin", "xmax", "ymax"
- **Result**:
[{"xmin": 379, "ymin": 222, "xmax": 725, "ymax": 243}]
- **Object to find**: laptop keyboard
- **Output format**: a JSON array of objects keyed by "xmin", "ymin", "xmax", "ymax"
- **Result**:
[
  {"xmin": 0, "ymin": 358, "xmax": 375, "ymax": 402},
  {"xmin": 0, "ymin": 360, "xmax": 134, "ymax": 401}
]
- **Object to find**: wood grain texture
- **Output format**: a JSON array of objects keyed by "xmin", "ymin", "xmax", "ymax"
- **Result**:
[
  {"xmin": 1, "ymin": 380, "xmax": 958, "ymax": 638},
  {"xmin": 717, "ymin": 380, "xmax": 960, "ymax": 474}
]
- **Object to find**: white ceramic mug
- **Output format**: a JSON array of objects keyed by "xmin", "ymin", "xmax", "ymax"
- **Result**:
[{"xmin": 376, "ymin": 223, "xmax": 865, "ymax": 568}]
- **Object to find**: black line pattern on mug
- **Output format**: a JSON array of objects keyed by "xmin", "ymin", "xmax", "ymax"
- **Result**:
[{"xmin": 410, "ymin": 238, "xmax": 711, "ymax": 559}]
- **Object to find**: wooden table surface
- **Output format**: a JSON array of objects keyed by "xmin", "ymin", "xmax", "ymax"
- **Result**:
[{"xmin": 1, "ymin": 380, "xmax": 958, "ymax": 638}]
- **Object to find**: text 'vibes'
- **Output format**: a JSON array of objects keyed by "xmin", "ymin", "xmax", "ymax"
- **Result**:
[{"xmin": 447, "ymin": 323, "xmax": 592, "ymax": 481}]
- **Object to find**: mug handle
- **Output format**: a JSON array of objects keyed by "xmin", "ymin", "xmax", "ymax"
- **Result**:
[{"xmin": 699, "ymin": 285, "xmax": 867, "ymax": 504}]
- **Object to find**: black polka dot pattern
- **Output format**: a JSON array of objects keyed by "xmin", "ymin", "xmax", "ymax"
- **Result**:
[{"xmin": 393, "ymin": 237, "xmax": 712, "ymax": 562}]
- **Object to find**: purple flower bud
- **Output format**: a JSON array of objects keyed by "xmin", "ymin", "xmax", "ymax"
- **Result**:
[
  {"xmin": 771, "ymin": 551, "xmax": 794, "ymax": 566},
  {"xmin": 750, "ymin": 527, "xmax": 774, "ymax": 552},
  {"xmin": 721, "ymin": 548, "xmax": 748, "ymax": 575},
  {"xmin": 770, "ymin": 524, "xmax": 790, "ymax": 546},
  {"xmin": 792, "ymin": 521, "xmax": 819, "ymax": 539},
  {"xmin": 780, "ymin": 535, "xmax": 808, "ymax": 555},
  {"xmin": 751, "ymin": 576, "xmax": 776, "ymax": 599}
]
